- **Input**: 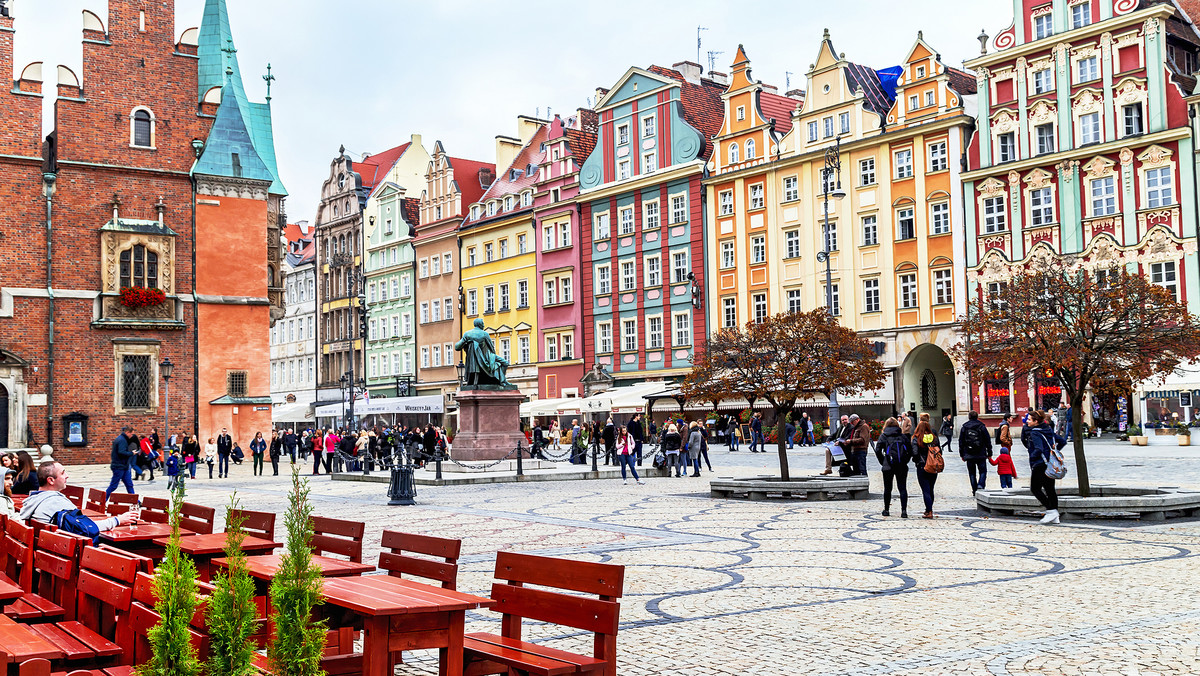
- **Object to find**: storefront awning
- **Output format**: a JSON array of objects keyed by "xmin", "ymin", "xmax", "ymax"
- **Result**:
[
  {"xmin": 271, "ymin": 402, "xmax": 314, "ymax": 424},
  {"xmin": 314, "ymin": 395, "xmax": 443, "ymax": 418},
  {"xmin": 520, "ymin": 397, "xmax": 579, "ymax": 418},
  {"xmin": 553, "ymin": 382, "xmax": 667, "ymax": 415}
]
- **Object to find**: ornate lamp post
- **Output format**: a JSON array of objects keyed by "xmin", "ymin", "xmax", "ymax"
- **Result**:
[
  {"xmin": 815, "ymin": 136, "xmax": 847, "ymax": 429},
  {"xmin": 339, "ymin": 373, "xmax": 348, "ymax": 428},
  {"xmin": 160, "ymin": 357, "xmax": 173, "ymax": 457}
]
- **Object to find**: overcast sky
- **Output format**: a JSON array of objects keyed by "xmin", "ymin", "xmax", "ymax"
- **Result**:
[{"xmin": 14, "ymin": 0, "xmax": 1011, "ymax": 224}]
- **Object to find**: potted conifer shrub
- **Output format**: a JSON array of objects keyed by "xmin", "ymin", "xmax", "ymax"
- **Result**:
[
  {"xmin": 267, "ymin": 467, "xmax": 327, "ymax": 676},
  {"xmin": 206, "ymin": 494, "xmax": 258, "ymax": 676},
  {"xmin": 138, "ymin": 478, "xmax": 201, "ymax": 676}
]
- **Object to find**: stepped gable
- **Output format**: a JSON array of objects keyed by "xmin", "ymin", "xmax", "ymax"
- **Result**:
[
  {"xmin": 845, "ymin": 62, "xmax": 896, "ymax": 119},
  {"xmin": 647, "ymin": 64, "xmax": 725, "ymax": 160},
  {"xmin": 759, "ymin": 91, "xmax": 799, "ymax": 134}
]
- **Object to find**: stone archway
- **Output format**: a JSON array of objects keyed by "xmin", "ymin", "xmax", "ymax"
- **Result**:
[{"xmin": 901, "ymin": 344, "xmax": 957, "ymax": 419}]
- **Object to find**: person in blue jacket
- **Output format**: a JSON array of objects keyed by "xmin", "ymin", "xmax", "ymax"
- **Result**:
[{"xmin": 1021, "ymin": 410, "xmax": 1066, "ymax": 524}]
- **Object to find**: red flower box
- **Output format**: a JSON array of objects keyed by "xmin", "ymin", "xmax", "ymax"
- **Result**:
[{"xmin": 119, "ymin": 286, "xmax": 167, "ymax": 309}]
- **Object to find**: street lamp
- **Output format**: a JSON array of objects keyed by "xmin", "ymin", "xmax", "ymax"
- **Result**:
[
  {"xmin": 455, "ymin": 361, "xmax": 467, "ymax": 387},
  {"xmin": 159, "ymin": 357, "xmax": 173, "ymax": 454},
  {"xmin": 339, "ymin": 373, "xmax": 348, "ymax": 429},
  {"xmin": 816, "ymin": 135, "xmax": 846, "ymax": 429}
]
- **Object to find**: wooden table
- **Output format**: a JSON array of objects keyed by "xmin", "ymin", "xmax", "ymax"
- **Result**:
[
  {"xmin": 0, "ymin": 614, "xmax": 64, "ymax": 664},
  {"xmin": 99, "ymin": 522, "xmax": 192, "ymax": 559},
  {"xmin": 154, "ymin": 533, "xmax": 280, "ymax": 582},
  {"xmin": 0, "ymin": 577, "xmax": 22, "ymax": 602},
  {"xmin": 319, "ymin": 576, "xmax": 493, "ymax": 676},
  {"xmin": 213, "ymin": 553, "xmax": 375, "ymax": 581}
]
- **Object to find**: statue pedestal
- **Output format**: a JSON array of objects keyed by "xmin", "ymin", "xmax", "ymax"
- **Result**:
[{"xmin": 451, "ymin": 389, "xmax": 527, "ymax": 461}]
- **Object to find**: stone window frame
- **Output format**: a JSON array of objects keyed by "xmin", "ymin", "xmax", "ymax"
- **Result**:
[
  {"xmin": 1136, "ymin": 145, "xmax": 1176, "ymax": 210},
  {"xmin": 130, "ymin": 106, "xmax": 156, "ymax": 150},
  {"xmin": 113, "ymin": 340, "xmax": 159, "ymax": 415}
]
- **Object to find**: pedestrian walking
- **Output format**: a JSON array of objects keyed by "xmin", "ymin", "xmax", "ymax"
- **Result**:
[
  {"xmin": 846, "ymin": 414, "xmax": 871, "ymax": 476},
  {"xmin": 137, "ymin": 434, "xmax": 156, "ymax": 482},
  {"xmin": 201, "ymin": 437, "xmax": 215, "ymax": 479},
  {"xmin": 629, "ymin": 413, "xmax": 645, "ymax": 465},
  {"xmin": 105, "ymin": 426, "xmax": 137, "ymax": 499},
  {"xmin": 698, "ymin": 429, "xmax": 713, "ymax": 472},
  {"xmin": 875, "ymin": 417, "xmax": 912, "ymax": 518},
  {"xmin": 749, "ymin": 413, "xmax": 764, "ymax": 453},
  {"xmin": 311, "ymin": 430, "xmax": 325, "ymax": 474},
  {"xmin": 899, "ymin": 413, "xmax": 913, "ymax": 437},
  {"xmin": 1054, "ymin": 403, "xmax": 1068, "ymax": 438},
  {"xmin": 250, "ymin": 432, "xmax": 267, "ymax": 477},
  {"xmin": 939, "ymin": 414, "xmax": 954, "ymax": 453},
  {"xmin": 549, "ymin": 420, "xmax": 561, "ymax": 453},
  {"xmin": 728, "ymin": 418, "xmax": 740, "ymax": 451},
  {"xmin": 615, "ymin": 425, "xmax": 643, "ymax": 485},
  {"xmin": 912, "ymin": 414, "xmax": 944, "ymax": 519},
  {"xmin": 283, "ymin": 428, "xmax": 298, "ymax": 464},
  {"xmin": 958, "ymin": 410, "xmax": 993, "ymax": 493},
  {"xmin": 989, "ymin": 447, "xmax": 1018, "ymax": 488},
  {"xmin": 1022, "ymin": 410, "xmax": 1066, "ymax": 524},
  {"xmin": 186, "ymin": 436, "xmax": 201, "ymax": 479},
  {"xmin": 269, "ymin": 430, "xmax": 282, "ymax": 475},
  {"xmin": 662, "ymin": 424, "xmax": 683, "ymax": 477},
  {"xmin": 323, "ymin": 429, "xmax": 339, "ymax": 474},
  {"xmin": 216, "ymin": 427, "xmax": 233, "ymax": 478},
  {"xmin": 165, "ymin": 448, "xmax": 182, "ymax": 490},
  {"xmin": 784, "ymin": 419, "xmax": 797, "ymax": 450},
  {"xmin": 800, "ymin": 413, "xmax": 815, "ymax": 446},
  {"xmin": 687, "ymin": 421, "xmax": 704, "ymax": 477},
  {"xmin": 602, "ymin": 417, "xmax": 616, "ymax": 465}
]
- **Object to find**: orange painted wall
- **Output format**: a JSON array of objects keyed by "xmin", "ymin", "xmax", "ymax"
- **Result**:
[{"xmin": 195, "ymin": 194, "xmax": 272, "ymax": 447}]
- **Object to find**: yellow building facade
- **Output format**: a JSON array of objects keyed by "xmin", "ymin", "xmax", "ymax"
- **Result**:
[
  {"xmin": 459, "ymin": 119, "xmax": 548, "ymax": 399},
  {"xmin": 704, "ymin": 33, "xmax": 976, "ymax": 419}
]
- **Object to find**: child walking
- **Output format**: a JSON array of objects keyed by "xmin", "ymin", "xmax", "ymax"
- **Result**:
[
  {"xmin": 165, "ymin": 449, "xmax": 182, "ymax": 490},
  {"xmin": 989, "ymin": 447, "xmax": 1018, "ymax": 488}
]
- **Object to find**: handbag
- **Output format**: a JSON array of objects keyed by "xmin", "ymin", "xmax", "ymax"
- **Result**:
[
  {"xmin": 1045, "ymin": 447, "xmax": 1067, "ymax": 479},
  {"xmin": 924, "ymin": 445, "xmax": 945, "ymax": 473}
]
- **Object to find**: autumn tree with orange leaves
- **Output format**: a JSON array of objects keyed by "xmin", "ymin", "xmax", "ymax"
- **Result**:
[
  {"xmin": 683, "ymin": 309, "xmax": 886, "ymax": 481},
  {"xmin": 955, "ymin": 260, "xmax": 1200, "ymax": 496}
]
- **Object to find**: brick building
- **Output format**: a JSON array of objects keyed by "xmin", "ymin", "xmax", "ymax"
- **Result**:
[{"xmin": 0, "ymin": 0, "xmax": 284, "ymax": 461}]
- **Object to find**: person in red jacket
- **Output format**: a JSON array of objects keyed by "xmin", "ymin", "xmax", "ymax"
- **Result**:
[{"xmin": 988, "ymin": 446, "xmax": 1018, "ymax": 488}]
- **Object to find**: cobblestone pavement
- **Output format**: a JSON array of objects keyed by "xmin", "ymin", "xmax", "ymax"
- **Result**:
[{"xmin": 63, "ymin": 438, "xmax": 1200, "ymax": 675}]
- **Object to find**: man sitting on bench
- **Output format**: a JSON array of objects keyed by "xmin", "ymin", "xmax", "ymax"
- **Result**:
[{"xmin": 20, "ymin": 461, "xmax": 139, "ymax": 531}]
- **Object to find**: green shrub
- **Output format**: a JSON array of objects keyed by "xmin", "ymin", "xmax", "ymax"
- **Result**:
[
  {"xmin": 206, "ymin": 494, "xmax": 258, "ymax": 676},
  {"xmin": 268, "ymin": 467, "xmax": 327, "ymax": 676},
  {"xmin": 138, "ymin": 478, "xmax": 202, "ymax": 676}
]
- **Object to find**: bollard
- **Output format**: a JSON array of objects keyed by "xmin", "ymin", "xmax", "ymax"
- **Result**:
[
  {"xmin": 435, "ymin": 453, "xmax": 443, "ymax": 482},
  {"xmin": 591, "ymin": 440, "xmax": 599, "ymax": 472},
  {"xmin": 387, "ymin": 461, "xmax": 416, "ymax": 506},
  {"xmin": 516, "ymin": 444, "xmax": 523, "ymax": 477}
]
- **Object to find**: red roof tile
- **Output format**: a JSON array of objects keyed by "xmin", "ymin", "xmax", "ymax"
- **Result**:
[
  {"xmin": 462, "ymin": 124, "xmax": 550, "ymax": 228},
  {"xmin": 647, "ymin": 65, "xmax": 726, "ymax": 160},
  {"xmin": 354, "ymin": 142, "xmax": 411, "ymax": 191},
  {"xmin": 759, "ymin": 91, "xmax": 799, "ymax": 135},
  {"xmin": 946, "ymin": 67, "xmax": 978, "ymax": 96},
  {"xmin": 446, "ymin": 157, "xmax": 497, "ymax": 215},
  {"xmin": 401, "ymin": 198, "xmax": 421, "ymax": 232},
  {"xmin": 563, "ymin": 127, "xmax": 598, "ymax": 166}
]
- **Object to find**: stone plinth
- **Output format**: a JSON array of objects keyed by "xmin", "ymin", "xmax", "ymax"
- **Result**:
[
  {"xmin": 976, "ymin": 484, "xmax": 1200, "ymax": 521},
  {"xmin": 451, "ymin": 389, "xmax": 528, "ymax": 461},
  {"xmin": 709, "ymin": 475, "xmax": 870, "ymax": 501}
]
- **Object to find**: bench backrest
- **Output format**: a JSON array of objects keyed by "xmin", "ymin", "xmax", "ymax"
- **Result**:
[
  {"xmin": 378, "ymin": 530, "xmax": 461, "ymax": 590},
  {"xmin": 227, "ymin": 509, "xmax": 275, "ymax": 541},
  {"xmin": 62, "ymin": 486, "xmax": 85, "ymax": 510},
  {"xmin": 309, "ymin": 516, "xmax": 364, "ymax": 563},
  {"xmin": 180, "ymin": 502, "xmax": 216, "ymax": 535},
  {"xmin": 126, "ymin": 572, "xmax": 210, "ymax": 664},
  {"xmin": 85, "ymin": 488, "xmax": 106, "ymax": 513},
  {"xmin": 75, "ymin": 546, "xmax": 139, "ymax": 643},
  {"xmin": 139, "ymin": 497, "xmax": 170, "ymax": 525},
  {"xmin": 4, "ymin": 517, "xmax": 35, "ymax": 592},
  {"xmin": 491, "ymin": 551, "xmax": 624, "ymax": 665},
  {"xmin": 105, "ymin": 493, "xmax": 139, "ymax": 515},
  {"xmin": 33, "ymin": 529, "xmax": 84, "ymax": 620},
  {"xmin": 93, "ymin": 544, "xmax": 155, "ymax": 576}
]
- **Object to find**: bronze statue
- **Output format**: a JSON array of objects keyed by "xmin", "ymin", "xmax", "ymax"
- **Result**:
[{"xmin": 455, "ymin": 318, "xmax": 515, "ymax": 390}]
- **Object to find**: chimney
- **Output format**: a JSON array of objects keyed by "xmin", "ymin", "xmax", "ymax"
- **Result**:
[
  {"xmin": 410, "ymin": 133, "xmax": 423, "ymax": 150},
  {"xmin": 494, "ymin": 135, "xmax": 523, "ymax": 176},
  {"xmin": 762, "ymin": 83, "xmax": 778, "ymax": 94},
  {"xmin": 478, "ymin": 167, "xmax": 496, "ymax": 188},
  {"xmin": 786, "ymin": 88, "xmax": 805, "ymax": 100},
  {"xmin": 516, "ymin": 115, "xmax": 543, "ymax": 145},
  {"xmin": 672, "ymin": 60, "xmax": 702, "ymax": 84},
  {"xmin": 577, "ymin": 108, "xmax": 599, "ymax": 136},
  {"xmin": 594, "ymin": 87, "xmax": 609, "ymax": 105},
  {"xmin": 707, "ymin": 70, "xmax": 729, "ymax": 86}
]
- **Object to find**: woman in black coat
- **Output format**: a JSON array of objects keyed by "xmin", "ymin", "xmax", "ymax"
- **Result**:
[{"xmin": 874, "ymin": 417, "xmax": 912, "ymax": 518}]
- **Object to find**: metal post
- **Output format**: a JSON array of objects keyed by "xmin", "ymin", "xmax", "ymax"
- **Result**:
[
  {"xmin": 590, "ymin": 424, "xmax": 599, "ymax": 473},
  {"xmin": 820, "ymin": 137, "xmax": 843, "ymax": 429},
  {"xmin": 387, "ymin": 444, "xmax": 415, "ymax": 506},
  {"xmin": 516, "ymin": 443, "xmax": 523, "ymax": 476}
]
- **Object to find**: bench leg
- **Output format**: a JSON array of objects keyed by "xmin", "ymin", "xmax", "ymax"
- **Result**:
[
  {"xmin": 361, "ymin": 615, "xmax": 388, "ymax": 676},
  {"xmin": 808, "ymin": 491, "xmax": 827, "ymax": 501},
  {"xmin": 1142, "ymin": 511, "xmax": 1166, "ymax": 522}
]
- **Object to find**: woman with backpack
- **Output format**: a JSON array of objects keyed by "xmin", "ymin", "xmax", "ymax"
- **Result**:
[
  {"xmin": 875, "ymin": 417, "xmax": 912, "ymax": 518},
  {"xmin": 662, "ymin": 424, "xmax": 683, "ymax": 477},
  {"xmin": 911, "ymin": 413, "xmax": 945, "ymax": 519},
  {"xmin": 1021, "ymin": 410, "xmax": 1066, "ymax": 524}
]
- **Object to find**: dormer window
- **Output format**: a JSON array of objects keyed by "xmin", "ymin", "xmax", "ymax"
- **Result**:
[
  {"xmin": 521, "ymin": 191, "xmax": 532, "ymax": 207},
  {"xmin": 487, "ymin": 202, "xmax": 497, "ymax": 216},
  {"xmin": 504, "ymin": 195, "xmax": 514, "ymax": 211},
  {"xmin": 526, "ymin": 163, "xmax": 536, "ymax": 177},
  {"xmin": 131, "ymin": 108, "xmax": 154, "ymax": 148},
  {"xmin": 471, "ymin": 205, "xmax": 482, "ymax": 219},
  {"xmin": 509, "ymin": 169, "xmax": 520, "ymax": 181}
]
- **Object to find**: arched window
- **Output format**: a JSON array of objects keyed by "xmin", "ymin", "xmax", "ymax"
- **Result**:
[
  {"xmin": 746, "ymin": 139, "xmax": 756, "ymax": 160},
  {"xmin": 131, "ymin": 109, "xmax": 153, "ymax": 147},
  {"xmin": 338, "ymin": 234, "xmax": 346, "ymax": 254},
  {"xmin": 920, "ymin": 369, "xmax": 938, "ymax": 410},
  {"xmin": 119, "ymin": 244, "xmax": 158, "ymax": 289},
  {"xmin": 729, "ymin": 142, "xmax": 740, "ymax": 164}
]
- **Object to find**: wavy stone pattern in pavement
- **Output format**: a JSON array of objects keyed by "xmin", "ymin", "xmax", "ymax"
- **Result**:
[{"xmin": 62, "ymin": 458, "xmax": 1200, "ymax": 675}]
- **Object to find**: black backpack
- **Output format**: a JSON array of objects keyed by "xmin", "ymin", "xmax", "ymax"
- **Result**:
[
  {"xmin": 883, "ymin": 441, "xmax": 905, "ymax": 466},
  {"xmin": 962, "ymin": 425, "xmax": 984, "ymax": 451}
]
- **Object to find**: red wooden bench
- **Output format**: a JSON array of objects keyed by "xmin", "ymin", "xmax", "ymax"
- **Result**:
[
  {"xmin": 378, "ymin": 530, "xmax": 461, "ymax": 589},
  {"xmin": 25, "ymin": 546, "xmax": 139, "ymax": 665},
  {"xmin": 62, "ymin": 486, "xmax": 85, "ymax": 511},
  {"xmin": 121, "ymin": 572, "xmax": 211, "ymax": 665},
  {"xmin": 309, "ymin": 516, "xmax": 364, "ymax": 563},
  {"xmin": 103, "ymin": 494, "xmax": 138, "ymax": 516},
  {"xmin": 227, "ymin": 509, "xmax": 275, "ymax": 541},
  {"xmin": 137, "ymin": 497, "xmax": 169, "ymax": 525},
  {"xmin": 463, "ymin": 552, "xmax": 624, "ymax": 676},
  {"xmin": 84, "ymin": 490, "xmax": 106, "ymax": 515},
  {"xmin": 3, "ymin": 519, "xmax": 65, "ymax": 622},
  {"xmin": 28, "ymin": 529, "xmax": 88, "ymax": 622},
  {"xmin": 180, "ymin": 502, "xmax": 216, "ymax": 535}
]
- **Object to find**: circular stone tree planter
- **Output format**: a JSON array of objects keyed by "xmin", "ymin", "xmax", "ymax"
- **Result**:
[
  {"xmin": 976, "ymin": 485, "xmax": 1200, "ymax": 521},
  {"xmin": 710, "ymin": 476, "xmax": 870, "ymax": 501}
]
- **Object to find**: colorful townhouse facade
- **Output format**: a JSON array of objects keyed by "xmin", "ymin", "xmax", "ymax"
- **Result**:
[
  {"xmin": 415, "ymin": 143, "xmax": 495, "ymax": 414},
  {"xmin": 704, "ymin": 36, "xmax": 976, "ymax": 421},
  {"xmin": 531, "ymin": 112, "xmax": 598, "ymax": 400},
  {"xmin": 270, "ymin": 221, "xmax": 317, "ymax": 418},
  {"xmin": 964, "ymin": 0, "xmax": 1200, "ymax": 426},
  {"xmin": 363, "ymin": 136, "xmax": 430, "ymax": 399},
  {"xmin": 459, "ymin": 118, "xmax": 548, "ymax": 400},
  {"xmin": 577, "ymin": 62, "xmax": 724, "ymax": 388}
]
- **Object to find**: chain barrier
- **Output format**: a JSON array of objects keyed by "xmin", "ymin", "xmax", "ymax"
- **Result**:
[
  {"xmin": 443, "ymin": 444, "xmax": 522, "ymax": 471},
  {"xmin": 534, "ymin": 443, "xmax": 576, "ymax": 461}
]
